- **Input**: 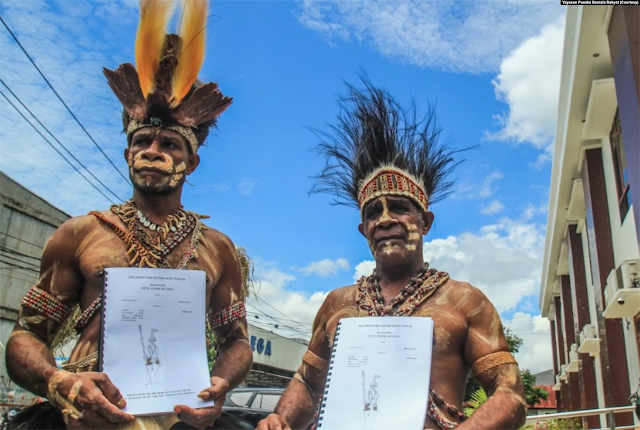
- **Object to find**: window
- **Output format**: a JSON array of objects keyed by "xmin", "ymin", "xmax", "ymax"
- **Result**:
[
  {"xmin": 260, "ymin": 394, "xmax": 281, "ymax": 411},
  {"xmin": 229, "ymin": 391, "xmax": 253, "ymax": 407},
  {"xmin": 249, "ymin": 393, "xmax": 281, "ymax": 410},
  {"xmin": 609, "ymin": 110, "xmax": 632, "ymax": 222},
  {"xmin": 250, "ymin": 394, "xmax": 262, "ymax": 409}
]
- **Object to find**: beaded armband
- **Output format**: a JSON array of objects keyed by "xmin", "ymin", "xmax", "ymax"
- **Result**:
[
  {"xmin": 20, "ymin": 287, "xmax": 71, "ymax": 324},
  {"xmin": 207, "ymin": 301, "xmax": 246, "ymax": 329},
  {"xmin": 472, "ymin": 351, "xmax": 517, "ymax": 376},
  {"xmin": 302, "ymin": 350, "xmax": 329, "ymax": 372}
]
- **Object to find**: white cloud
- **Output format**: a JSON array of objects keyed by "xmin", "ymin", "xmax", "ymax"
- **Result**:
[
  {"xmin": 297, "ymin": 258, "xmax": 350, "ymax": 276},
  {"xmin": 353, "ymin": 260, "xmax": 375, "ymax": 281},
  {"xmin": 297, "ymin": 0, "xmax": 564, "ymax": 73},
  {"xmin": 456, "ymin": 171, "xmax": 503, "ymax": 200},
  {"xmin": 237, "ymin": 178, "xmax": 257, "ymax": 196},
  {"xmin": 211, "ymin": 183, "xmax": 231, "ymax": 192},
  {"xmin": 248, "ymin": 261, "xmax": 329, "ymax": 339},
  {"xmin": 481, "ymin": 199, "xmax": 505, "ymax": 215},
  {"xmin": 488, "ymin": 17, "xmax": 565, "ymax": 156},
  {"xmin": 503, "ymin": 312, "xmax": 552, "ymax": 374}
]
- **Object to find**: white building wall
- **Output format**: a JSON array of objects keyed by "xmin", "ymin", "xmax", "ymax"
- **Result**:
[{"xmin": 247, "ymin": 324, "xmax": 307, "ymax": 373}]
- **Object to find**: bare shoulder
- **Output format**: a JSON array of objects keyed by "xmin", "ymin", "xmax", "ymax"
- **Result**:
[
  {"xmin": 434, "ymin": 278, "xmax": 496, "ymax": 317},
  {"xmin": 324, "ymin": 284, "xmax": 358, "ymax": 309},
  {"xmin": 46, "ymin": 214, "xmax": 102, "ymax": 251},
  {"xmin": 200, "ymin": 226, "xmax": 235, "ymax": 250},
  {"xmin": 199, "ymin": 225, "xmax": 238, "ymax": 262}
]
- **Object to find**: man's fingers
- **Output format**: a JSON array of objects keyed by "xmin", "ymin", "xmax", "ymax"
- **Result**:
[
  {"xmin": 199, "ymin": 377, "xmax": 229, "ymax": 401},
  {"xmin": 94, "ymin": 373, "xmax": 126, "ymax": 408},
  {"xmin": 256, "ymin": 414, "xmax": 290, "ymax": 430},
  {"xmin": 175, "ymin": 405, "xmax": 219, "ymax": 430},
  {"xmin": 67, "ymin": 409, "xmax": 123, "ymax": 430},
  {"xmin": 91, "ymin": 393, "xmax": 135, "ymax": 424}
]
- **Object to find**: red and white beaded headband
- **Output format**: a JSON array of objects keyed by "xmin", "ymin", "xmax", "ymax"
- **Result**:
[
  {"xmin": 127, "ymin": 119, "xmax": 199, "ymax": 154},
  {"xmin": 358, "ymin": 166, "xmax": 429, "ymax": 212}
]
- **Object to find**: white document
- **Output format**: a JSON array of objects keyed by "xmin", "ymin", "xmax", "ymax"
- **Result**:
[
  {"xmin": 318, "ymin": 317, "xmax": 434, "ymax": 430},
  {"xmin": 101, "ymin": 267, "xmax": 213, "ymax": 415}
]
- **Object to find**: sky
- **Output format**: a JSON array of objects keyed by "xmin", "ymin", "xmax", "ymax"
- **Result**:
[{"xmin": 0, "ymin": 0, "xmax": 568, "ymax": 374}]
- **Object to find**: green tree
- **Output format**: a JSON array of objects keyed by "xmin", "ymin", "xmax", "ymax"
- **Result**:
[
  {"xmin": 464, "ymin": 328, "xmax": 548, "ymax": 407},
  {"xmin": 521, "ymin": 368, "xmax": 549, "ymax": 406}
]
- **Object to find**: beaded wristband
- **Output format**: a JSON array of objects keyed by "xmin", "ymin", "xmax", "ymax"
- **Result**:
[
  {"xmin": 20, "ymin": 287, "xmax": 71, "ymax": 324},
  {"xmin": 207, "ymin": 301, "xmax": 247, "ymax": 329}
]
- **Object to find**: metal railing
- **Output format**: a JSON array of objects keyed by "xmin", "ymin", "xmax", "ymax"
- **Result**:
[{"xmin": 525, "ymin": 405, "xmax": 637, "ymax": 430}]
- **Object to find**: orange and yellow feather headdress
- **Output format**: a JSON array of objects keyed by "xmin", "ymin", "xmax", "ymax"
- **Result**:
[{"xmin": 104, "ymin": 0, "xmax": 232, "ymax": 153}]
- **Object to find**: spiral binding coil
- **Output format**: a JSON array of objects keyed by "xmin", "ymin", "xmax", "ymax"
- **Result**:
[
  {"xmin": 314, "ymin": 320, "xmax": 342, "ymax": 429},
  {"xmin": 99, "ymin": 270, "xmax": 109, "ymax": 372}
]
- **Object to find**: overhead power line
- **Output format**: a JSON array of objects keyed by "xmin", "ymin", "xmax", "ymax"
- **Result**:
[
  {"xmin": 0, "ymin": 15, "xmax": 131, "ymax": 186},
  {"xmin": 0, "ymin": 78, "xmax": 125, "ymax": 203},
  {"xmin": 0, "ymin": 89, "xmax": 117, "ymax": 205}
]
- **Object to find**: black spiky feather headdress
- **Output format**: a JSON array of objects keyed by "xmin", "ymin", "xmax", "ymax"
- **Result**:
[{"xmin": 311, "ymin": 77, "xmax": 462, "ymax": 213}]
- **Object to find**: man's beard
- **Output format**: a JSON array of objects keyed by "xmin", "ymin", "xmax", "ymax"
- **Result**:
[
  {"xmin": 128, "ymin": 154, "xmax": 185, "ymax": 196},
  {"xmin": 131, "ymin": 174, "xmax": 182, "ymax": 196}
]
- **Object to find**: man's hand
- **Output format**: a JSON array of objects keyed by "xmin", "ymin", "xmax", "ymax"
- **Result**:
[
  {"xmin": 256, "ymin": 413, "xmax": 292, "ymax": 430},
  {"xmin": 174, "ymin": 376, "xmax": 229, "ymax": 430},
  {"xmin": 50, "ymin": 370, "xmax": 135, "ymax": 429}
]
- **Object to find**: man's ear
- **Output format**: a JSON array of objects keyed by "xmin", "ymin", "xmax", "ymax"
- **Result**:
[
  {"xmin": 421, "ymin": 210, "xmax": 434, "ymax": 235},
  {"xmin": 124, "ymin": 147, "xmax": 130, "ymax": 163},
  {"xmin": 358, "ymin": 223, "xmax": 366, "ymax": 238},
  {"xmin": 187, "ymin": 153, "xmax": 200, "ymax": 175}
]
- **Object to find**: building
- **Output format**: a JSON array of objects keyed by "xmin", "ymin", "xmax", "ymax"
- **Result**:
[
  {"xmin": 539, "ymin": 5, "xmax": 639, "ymax": 429},
  {"xmin": 527, "ymin": 370, "xmax": 558, "ymax": 416},
  {"xmin": 0, "ymin": 172, "xmax": 71, "ymax": 406},
  {"xmin": 244, "ymin": 324, "xmax": 308, "ymax": 388}
]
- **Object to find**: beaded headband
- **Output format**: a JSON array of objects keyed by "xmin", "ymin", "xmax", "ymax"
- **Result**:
[
  {"xmin": 126, "ymin": 119, "xmax": 199, "ymax": 154},
  {"xmin": 358, "ymin": 166, "xmax": 429, "ymax": 212}
]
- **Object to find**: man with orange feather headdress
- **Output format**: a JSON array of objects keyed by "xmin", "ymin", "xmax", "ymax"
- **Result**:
[{"xmin": 4, "ymin": 1, "xmax": 253, "ymax": 429}]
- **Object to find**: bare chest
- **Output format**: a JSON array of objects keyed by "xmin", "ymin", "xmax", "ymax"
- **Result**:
[
  {"xmin": 324, "ymin": 299, "xmax": 467, "ymax": 358},
  {"xmin": 75, "ymin": 228, "xmax": 222, "ymax": 304}
]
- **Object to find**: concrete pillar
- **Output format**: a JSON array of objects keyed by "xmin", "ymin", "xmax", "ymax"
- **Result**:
[
  {"xmin": 582, "ymin": 147, "xmax": 633, "ymax": 426},
  {"xmin": 567, "ymin": 224, "xmax": 600, "ymax": 428}
]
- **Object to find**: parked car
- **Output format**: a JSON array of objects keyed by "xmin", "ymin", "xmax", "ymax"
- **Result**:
[{"xmin": 222, "ymin": 387, "xmax": 284, "ymax": 427}]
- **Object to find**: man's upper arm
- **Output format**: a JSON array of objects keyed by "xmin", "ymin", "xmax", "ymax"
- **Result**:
[
  {"xmin": 207, "ymin": 233, "xmax": 249, "ymax": 349},
  {"xmin": 13, "ymin": 217, "xmax": 85, "ymax": 344},
  {"xmin": 463, "ymin": 286, "xmax": 519, "ymax": 394},
  {"xmin": 293, "ymin": 291, "xmax": 336, "ymax": 397}
]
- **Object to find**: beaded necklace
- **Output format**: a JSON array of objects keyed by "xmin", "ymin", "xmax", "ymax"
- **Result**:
[
  {"xmin": 98, "ymin": 200, "xmax": 200, "ymax": 268},
  {"xmin": 356, "ymin": 264, "xmax": 448, "ymax": 317}
]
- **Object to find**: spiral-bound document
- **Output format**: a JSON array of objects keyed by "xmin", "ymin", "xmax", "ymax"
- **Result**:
[
  {"xmin": 317, "ymin": 317, "xmax": 434, "ymax": 430},
  {"xmin": 100, "ymin": 267, "xmax": 213, "ymax": 415}
]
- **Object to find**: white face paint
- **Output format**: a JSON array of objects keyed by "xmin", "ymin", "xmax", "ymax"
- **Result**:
[
  {"xmin": 128, "ymin": 152, "xmax": 186, "ymax": 194},
  {"xmin": 367, "ymin": 197, "xmax": 423, "ymax": 257}
]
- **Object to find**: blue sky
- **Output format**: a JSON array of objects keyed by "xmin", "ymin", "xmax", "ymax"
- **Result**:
[{"xmin": 0, "ymin": 0, "xmax": 568, "ymax": 372}]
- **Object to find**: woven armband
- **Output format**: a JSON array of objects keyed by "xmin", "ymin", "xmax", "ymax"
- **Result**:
[
  {"xmin": 20, "ymin": 287, "xmax": 71, "ymax": 324},
  {"xmin": 208, "ymin": 301, "xmax": 247, "ymax": 329},
  {"xmin": 472, "ymin": 351, "xmax": 517, "ymax": 376},
  {"xmin": 302, "ymin": 350, "xmax": 329, "ymax": 372}
]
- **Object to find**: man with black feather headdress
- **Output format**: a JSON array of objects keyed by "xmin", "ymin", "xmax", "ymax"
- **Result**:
[
  {"xmin": 257, "ymin": 80, "xmax": 527, "ymax": 430},
  {"xmin": 4, "ymin": 1, "xmax": 252, "ymax": 429}
]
